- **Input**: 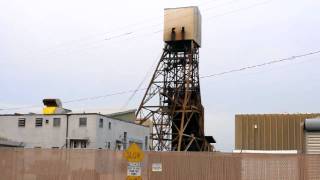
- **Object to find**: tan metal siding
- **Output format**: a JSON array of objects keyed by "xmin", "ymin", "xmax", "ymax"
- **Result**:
[
  {"xmin": 265, "ymin": 116, "xmax": 270, "ymax": 150},
  {"xmin": 235, "ymin": 116, "xmax": 242, "ymax": 149},
  {"xmin": 305, "ymin": 132, "xmax": 320, "ymax": 154},
  {"xmin": 235, "ymin": 114, "xmax": 320, "ymax": 151},
  {"xmin": 2, "ymin": 149, "xmax": 320, "ymax": 179}
]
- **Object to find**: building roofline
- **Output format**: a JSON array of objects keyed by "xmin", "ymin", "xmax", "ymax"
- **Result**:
[
  {"xmin": 164, "ymin": 6, "xmax": 199, "ymax": 10},
  {"xmin": 0, "ymin": 112, "xmax": 148, "ymax": 128},
  {"xmin": 235, "ymin": 113, "xmax": 320, "ymax": 116},
  {"xmin": 105, "ymin": 109, "xmax": 136, "ymax": 117}
]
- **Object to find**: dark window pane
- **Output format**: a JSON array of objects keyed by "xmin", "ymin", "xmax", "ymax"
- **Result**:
[
  {"xmin": 99, "ymin": 118, "xmax": 103, "ymax": 128},
  {"xmin": 18, "ymin": 118, "xmax": 26, "ymax": 127},
  {"xmin": 53, "ymin": 118, "xmax": 61, "ymax": 127},
  {"xmin": 123, "ymin": 132, "xmax": 127, "ymax": 149},
  {"xmin": 35, "ymin": 118, "xmax": 43, "ymax": 127},
  {"xmin": 79, "ymin": 117, "xmax": 87, "ymax": 127}
]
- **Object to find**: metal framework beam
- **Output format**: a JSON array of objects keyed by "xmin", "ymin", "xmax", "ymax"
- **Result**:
[{"xmin": 136, "ymin": 41, "xmax": 212, "ymax": 151}]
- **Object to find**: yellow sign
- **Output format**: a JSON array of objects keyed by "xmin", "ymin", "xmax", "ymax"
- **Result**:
[
  {"xmin": 124, "ymin": 143, "xmax": 144, "ymax": 162},
  {"xmin": 127, "ymin": 176, "xmax": 142, "ymax": 180},
  {"xmin": 124, "ymin": 143, "xmax": 144, "ymax": 180}
]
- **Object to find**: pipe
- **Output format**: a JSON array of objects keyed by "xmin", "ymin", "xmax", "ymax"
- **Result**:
[{"xmin": 305, "ymin": 118, "xmax": 320, "ymax": 131}]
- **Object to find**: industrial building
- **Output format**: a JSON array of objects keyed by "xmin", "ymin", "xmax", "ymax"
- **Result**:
[
  {"xmin": 235, "ymin": 114, "xmax": 320, "ymax": 154},
  {"xmin": 0, "ymin": 99, "xmax": 149, "ymax": 150}
]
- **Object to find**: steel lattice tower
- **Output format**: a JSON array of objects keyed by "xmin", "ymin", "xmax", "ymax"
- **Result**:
[{"xmin": 136, "ymin": 40, "xmax": 212, "ymax": 151}]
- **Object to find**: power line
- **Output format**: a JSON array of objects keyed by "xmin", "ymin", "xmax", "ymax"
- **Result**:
[
  {"xmin": 104, "ymin": 0, "xmax": 270, "ymax": 42},
  {"xmin": 121, "ymin": 51, "xmax": 163, "ymax": 109},
  {"xmin": 50, "ymin": 0, "xmax": 270, "ymax": 59},
  {"xmin": 0, "ymin": 104, "xmax": 41, "ymax": 111},
  {"xmin": 10, "ymin": 0, "xmax": 221, "ymax": 57},
  {"xmin": 0, "ymin": 89, "xmax": 147, "ymax": 111},
  {"xmin": 200, "ymin": 50, "xmax": 320, "ymax": 79},
  {"xmin": 1, "ymin": 49, "xmax": 319, "ymax": 112},
  {"xmin": 47, "ymin": 0, "xmax": 271, "ymax": 58},
  {"xmin": 10, "ymin": 0, "xmax": 266, "ymax": 60},
  {"xmin": 63, "ymin": 89, "xmax": 147, "ymax": 103},
  {"xmin": 206, "ymin": 0, "xmax": 271, "ymax": 20}
]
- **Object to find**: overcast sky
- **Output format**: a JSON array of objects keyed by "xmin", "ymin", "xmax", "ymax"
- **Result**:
[{"xmin": 1, "ymin": 0, "xmax": 320, "ymax": 151}]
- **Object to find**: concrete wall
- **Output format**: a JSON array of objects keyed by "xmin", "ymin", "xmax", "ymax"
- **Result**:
[
  {"xmin": 0, "ymin": 115, "xmax": 67, "ymax": 148},
  {"xmin": 68, "ymin": 114, "xmax": 98, "ymax": 148},
  {"xmin": 0, "ymin": 113, "xmax": 149, "ymax": 150},
  {"xmin": 95, "ymin": 115, "xmax": 149, "ymax": 150},
  {"xmin": 96, "ymin": 116, "xmax": 113, "ymax": 149}
]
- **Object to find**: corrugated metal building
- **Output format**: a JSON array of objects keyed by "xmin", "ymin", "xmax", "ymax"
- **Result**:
[
  {"xmin": 304, "ymin": 118, "xmax": 320, "ymax": 154},
  {"xmin": 235, "ymin": 114, "xmax": 320, "ymax": 152}
]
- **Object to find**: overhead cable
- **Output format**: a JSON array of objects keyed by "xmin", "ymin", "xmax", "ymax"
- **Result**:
[{"xmin": 1, "ymin": 49, "xmax": 319, "ymax": 111}]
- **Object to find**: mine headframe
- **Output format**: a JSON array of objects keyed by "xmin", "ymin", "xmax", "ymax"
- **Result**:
[{"xmin": 136, "ymin": 6, "xmax": 213, "ymax": 151}]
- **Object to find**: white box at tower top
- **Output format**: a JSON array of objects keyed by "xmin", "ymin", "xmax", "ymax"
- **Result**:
[{"xmin": 163, "ymin": 6, "xmax": 202, "ymax": 47}]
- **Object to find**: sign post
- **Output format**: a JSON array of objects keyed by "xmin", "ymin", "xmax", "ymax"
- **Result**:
[{"xmin": 124, "ymin": 143, "xmax": 144, "ymax": 180}]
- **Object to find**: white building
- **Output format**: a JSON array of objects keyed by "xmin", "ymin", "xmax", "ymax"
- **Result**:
[{"xmin": 0, "ymin": 113, "xmax": 149, "ymax": 150}]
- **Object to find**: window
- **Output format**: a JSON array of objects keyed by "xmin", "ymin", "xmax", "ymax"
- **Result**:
[
  {"xmin": 80, "ymin": 141, "xmax": 87, "ymax": 148},
  {"xmin": 53, "ymin": 118, "xmax": 61, "ymax": 127},
  {"xmin": 145, "ymin": 136, "xmax": 148, "ymax": 150},
  {"xmin": 72, "ymin": 141, "xmax": 79, "ymax": 148},
  {"xmin": 99, "ymin": 118, "xmax": 103, "ymax": 128},
  {"xmin": 108, "ymin": 122, "xmax": 111, "ymax": 130},
  {"xmin": 123, "ymin": 132, "xmax": 127, "ymax": 149},
  {"xmin": 35, "ymin": 118, "xmax": 43, "ymax": 127},
  {"xmin": 116, "ymin": 140, "xmax": 122, "ymax": 150},
  {"xmin": 69, "ymin": 139, "xmax": 87, "ymax": 149},
  {"xmin": 117, "ymin": 144, "xmax": 121, "ymax": 150},
  {"xmin": 18, "ymin": 118, "xmax": 26, "ymax": 127},
  {"xmin": 79, "ymin": 117, "xmax": 87, "ymax": 127}
]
